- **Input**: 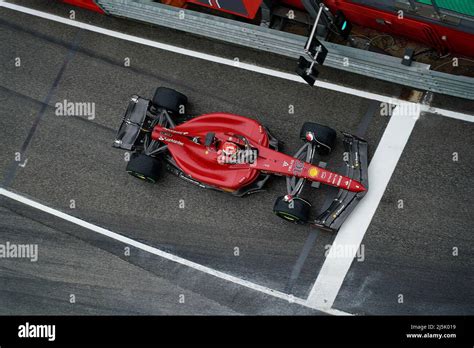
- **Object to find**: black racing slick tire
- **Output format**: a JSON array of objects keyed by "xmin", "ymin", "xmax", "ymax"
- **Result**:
[
  {"xmin": 126, "ymin": 153, "xmax": 161, "ymax": 183},
  {"xmin": 299, "ymin": 122, "xmax": 337, "ymax": 156},
  {"xmin": 273, "ymin": 196, "xmax": 311, "ymax": 224},
  {"xmin": 153, "ymin": 87, "xmax": 188, "ymax": 114}
]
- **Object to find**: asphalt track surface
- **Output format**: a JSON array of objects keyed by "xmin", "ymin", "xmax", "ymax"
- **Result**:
[{"xmin": 0, "ymin": 0, "xmax": 473, "ymax": 315}]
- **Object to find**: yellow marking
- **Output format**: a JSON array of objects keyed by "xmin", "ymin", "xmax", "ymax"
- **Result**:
[
  {"xmin": 205, "ymin": 150, "xmax": 209, "ymax": 155},
  {"xmin": 308, "ymin": 167, "xmax": 319, "ymax": 178}
]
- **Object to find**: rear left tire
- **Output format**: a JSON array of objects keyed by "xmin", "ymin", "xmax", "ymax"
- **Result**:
[{"xmin": 126, "ymin": 153, "xmax": 161, "ymax": 183}]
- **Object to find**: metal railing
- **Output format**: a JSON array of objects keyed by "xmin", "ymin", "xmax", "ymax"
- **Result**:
[{"xmin": 96, "ymin": 0, "xmax": 474, "ymax": 100}]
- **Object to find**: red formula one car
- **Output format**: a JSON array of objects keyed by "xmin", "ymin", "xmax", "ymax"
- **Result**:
[{"xmin": 113, "ymin": 87, "xmax": 368, "ymax": 231}]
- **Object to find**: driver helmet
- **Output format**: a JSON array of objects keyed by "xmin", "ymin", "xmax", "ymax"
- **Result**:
[
  {"xmin": 221, "ymin": 141, "xmax": 239, "ymax": 156},
  {"xmin": 217, "ymin": 141, "xmax": 239, "ymax": 164}
]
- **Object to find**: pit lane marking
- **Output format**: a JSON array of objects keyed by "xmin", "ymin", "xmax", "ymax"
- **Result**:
[
  {"xmin": 0, "ymin": 1, "xmax": 472, "ymax": 123},
  {"xmin": 0, "ymin": 187, "xmax": 350, "ymax": 316},
  {"xmin": 306, "ymin": 105, "xmax": 418, "ymax": 309}
]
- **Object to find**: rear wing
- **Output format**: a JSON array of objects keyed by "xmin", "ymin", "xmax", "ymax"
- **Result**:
[
  {"xmin": 312, "ymin": 133, "xmax": 368, "ymax": 232},
  {"xmin": 112, "ymin": 95, "xmax": 149, "ymax": 151}
]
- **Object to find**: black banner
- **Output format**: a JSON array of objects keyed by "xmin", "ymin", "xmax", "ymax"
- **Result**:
[{"xmin": 0, "ymin": 315, "xmax": 471, "ymax": 346}]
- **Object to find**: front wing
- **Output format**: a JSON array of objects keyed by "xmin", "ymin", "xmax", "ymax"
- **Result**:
[{"xmin": 312, "ymin": 133, "xmax": 369, "ymax": 232}]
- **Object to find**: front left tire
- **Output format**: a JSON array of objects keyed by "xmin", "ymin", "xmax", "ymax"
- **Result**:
[{"xmin": 300, "ymin": 122, "xmax": 337, "ymax": 156}]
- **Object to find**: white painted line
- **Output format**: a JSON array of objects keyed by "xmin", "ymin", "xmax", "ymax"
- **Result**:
[
  {"xmin": 420, "ymin": 104, "xmax": 473, "ymax": 123},
  {"xmin": 0, "ymin": 187, "xmax": 350, "ymax": 315},
  {"xmin": 0, "ymin": 1, "xmax": 472, "ymax": 122},
  {"xmin": 305, "ymin": 106, "xmax": 419, "ymax": 309}
]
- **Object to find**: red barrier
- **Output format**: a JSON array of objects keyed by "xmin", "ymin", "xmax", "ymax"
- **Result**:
[
  {"xmin": 186, "ymin": 0, "xmax": 262, "ymax": 20},
  {"xmin": 280, "ymin": 0, "xmax": 305, "ymax": 11},
  {"xmin": 61, "ymin": 0, "xmax": 105, "ymax": 13}
]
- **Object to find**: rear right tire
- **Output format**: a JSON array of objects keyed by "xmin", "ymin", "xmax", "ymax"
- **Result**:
[{"xmin": 153, "ymin": 87, "xmax": 188, "ymax": 114}]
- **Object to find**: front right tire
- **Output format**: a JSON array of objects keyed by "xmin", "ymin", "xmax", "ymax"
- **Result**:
[{"xmin": 273, "ymin": 196, "xmax": 311, "ymax": 224}]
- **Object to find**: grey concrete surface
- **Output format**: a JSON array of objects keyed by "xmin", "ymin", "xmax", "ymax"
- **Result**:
[
  {"xmin": 0, "ymin": 1, "xmax": 472, "ymax": 316},
  {"xmin": 0, "ymin": 200, "xmax": 320, "ymax": 314},
  {"xmin": 333, "ymin": 113, "xmax": 474, "ymax": 315}
]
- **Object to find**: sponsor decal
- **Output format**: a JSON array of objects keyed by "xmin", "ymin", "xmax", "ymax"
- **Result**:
[
  {"xmin": 179, "ymin": 173, "xmax": 203, "ymax": 187},
  {"xmin": 308, "ymin": 167, "xmax": 319, "ymax": 178},
  {"xmin": 292, "ymin": 160, "xmax": 304, "ymax": 176},
  {"xmin": 333, "ymin": 204, "xmax": 345, "ymax": 217},
  {"xmin": 165, "ymin": 128, "xmax": 189, "ymax": 135},
  {"xmin": 238, "ymin": 176, "xmax": 248, "ymax": 183},
  {"xmin": 162, "ymin": 137, "xmax": 184, "ymax": 146},
  {"xmin": 287, "ymin": 159, "xmax": 295, "ymax": 172}
]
